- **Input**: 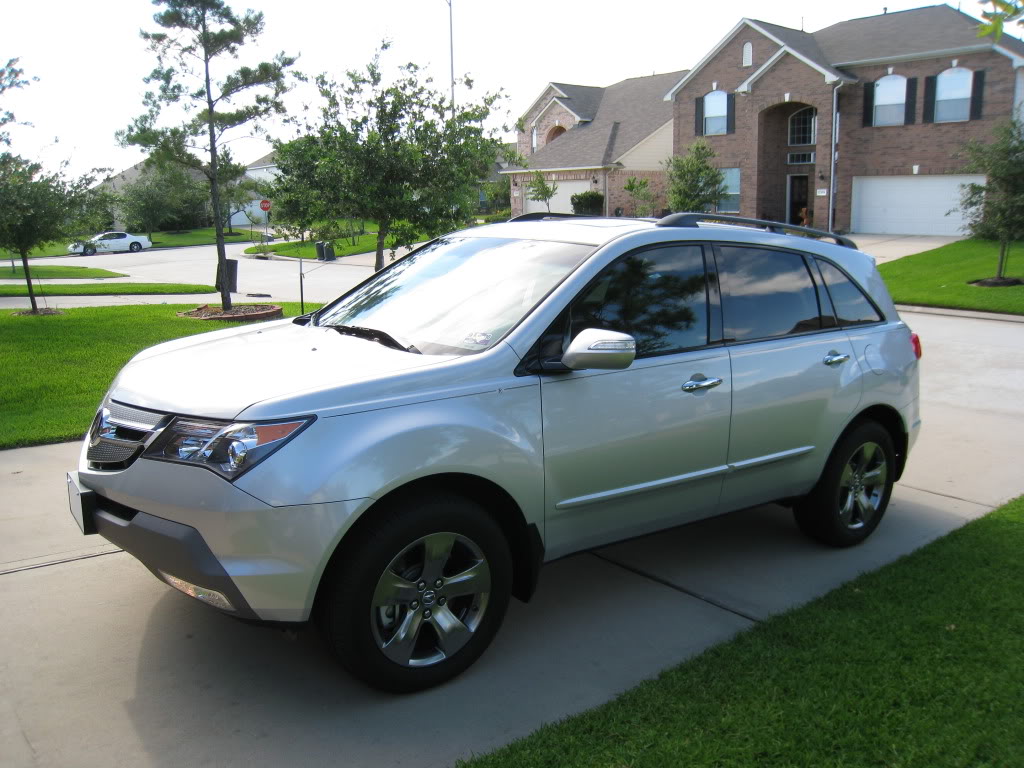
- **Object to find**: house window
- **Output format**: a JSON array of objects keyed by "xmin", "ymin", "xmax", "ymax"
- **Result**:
[
  {"xmin": 935, "ymin": 67, "xmax": 972, "ymax": 123},
  {"xmin": 787, "ymin": 152, "xmax": 815, "ymax": 164},
  {"xmin": 531, "ymin": 126, "xmax": 537, "ymax": 152},
  {"xmin": 874, "ymin": 75, "xmax": 907, "ymax": 126},
  {"xmin": 719, "ymin": 168, "xmax": 740, "ymax": 212},
  {"xmin": 742, "ymin": 42, "xmax": 753, "ymax": 67},
  {"xmin": 788, "ymin": 107, "xmax": 817, "ymax": 145},
  {"xmin": 704, "ymin": 90, "xmax": 728, "ymax": 135},
  {"xmin": 547, "ymin": 125, "xmax": 566, "ymax": 143}
]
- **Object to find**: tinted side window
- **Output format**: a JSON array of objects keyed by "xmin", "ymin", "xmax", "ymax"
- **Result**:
[
  {"xmin": 570, "ymin": 245, "xmax": 709, "ymax": 358},
  {"xmin": 816, "ymin": 259, "xmax": 884, "ymax": 326},
  {"xmin": 717, "ymin": 246, "xmax": 822, "ymax": 341}
]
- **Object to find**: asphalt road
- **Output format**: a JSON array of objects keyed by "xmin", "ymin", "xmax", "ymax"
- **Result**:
[{"xmin": 1, "ymin": 308, "xmax": 1021, "ymax": 768}]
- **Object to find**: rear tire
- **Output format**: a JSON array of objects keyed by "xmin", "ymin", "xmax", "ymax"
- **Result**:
[
  {"xmin": 794, "ymin": 421, "xmax": 895, "ymax": 547},
  {"xmin": 319, "ymin": 491, "xmax": 512, "ymax": 692},
  {"xmin": 129, "ymin": 242, "xmax": 142, "ymax": 252}
]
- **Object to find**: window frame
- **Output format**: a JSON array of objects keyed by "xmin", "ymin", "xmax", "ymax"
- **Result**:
[
  {"xmin": 718, "ymin": 168, "xmax": 741, "ymax": 212},
  {"xmin": 703, "ymin": 90, "xmax": 729, "ymax": 136},
  {"xmin": 873, "ymin": 74, "xmax": 908, "ymax": 127},
  {"xmin": 935, "ymin": 67, "xmax": 973, "ymax": 123},
  {"xmin": 709, "ymin": 243, "xmax": 847, "ymax": 345},
  {"xmin": 742, "ymin": 42, "xmax": 753, "ymax": 67},
  {"xmin": 788, "ymin": 107, "xmax": 817, "ymax": 146}
]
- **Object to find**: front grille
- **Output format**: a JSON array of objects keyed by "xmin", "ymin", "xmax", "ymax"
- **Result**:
[{"xmin": 87, "ymin": 400, "xmax": 168, "ymax": 470}]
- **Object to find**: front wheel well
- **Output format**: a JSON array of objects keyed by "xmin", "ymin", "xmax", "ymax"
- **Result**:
[
  {"xmin": 844, "ymin": 405, "xmax": 909, "ymax": 481},
  {"xmin": 314, "ymin": 473, "xmax": 542, "ymax": 619}
]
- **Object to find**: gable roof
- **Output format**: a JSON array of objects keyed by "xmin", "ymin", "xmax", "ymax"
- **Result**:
[
  {"xmin": 246, "ymin": 151, "xmax": 277, "ymax": 169},
  {"xmin": 665, "ymin": 4, "xmax": 1024, "ymax": 100},
  {"xmin": 545, "ymin": 82, "xmax": 605, "ymax": 122},
  {"xmin": 509, "ymin": 70, "xmax": 685, "ymax": 172}
]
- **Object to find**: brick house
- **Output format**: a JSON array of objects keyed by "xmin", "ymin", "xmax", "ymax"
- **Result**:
[
  {"xmin": 511, "ymin": 4, "xmax": 1024, "ymax": 234},
  {"xmin": 505, "ymin": 72, "xmax": 685, "ymax": 218}
]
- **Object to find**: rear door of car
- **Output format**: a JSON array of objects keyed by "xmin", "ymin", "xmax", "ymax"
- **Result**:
[
  {"xmin": 539, "ymin": 242, "xmax": 733, "ymax": 558},
  {"xmin": 713, "ymin": 243, "xmax": 864, "ymax": 512}
]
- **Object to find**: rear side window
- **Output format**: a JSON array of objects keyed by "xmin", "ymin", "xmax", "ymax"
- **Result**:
[
  {"xmin": 816, "ymin": 259, "xmax": 884, "ymax": 326},
  {"xmin": 716, "ymin": 246, "xmax": 823, "ymax": 341},
  {"xmin": 570, "ymin": 245, "xmax": 709, "ymax": 358}
]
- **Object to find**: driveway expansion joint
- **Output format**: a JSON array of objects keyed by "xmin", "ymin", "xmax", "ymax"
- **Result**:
[
  {"xmin": 0, "ymin": 549, "xmax": 124, "ymax": 577},
  {"xmin": 588, "ymin": 550, "xmax": 762, "ymax": 624}
]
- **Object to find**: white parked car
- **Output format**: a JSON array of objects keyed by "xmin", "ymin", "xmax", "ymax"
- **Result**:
[{"xmin": 69, "ymin": 232, "xmax": 152, "ymax": 255}]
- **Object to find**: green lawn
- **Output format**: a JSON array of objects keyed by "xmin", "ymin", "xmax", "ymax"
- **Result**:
[
  {"xmin": 0, "ymin": 283, "xmax": 216, "ymax": 297},
  {"xmin": 244, "ymin": 232, "xmax": 380, "ymax": 259},
  {"xmin": 463, "ymin": 495, "xmax": 1024, "ymax": 768},
  {"xmin": 0, "ymin": 302, "xmax": 318, "ymax": 449},
  {"xmin": 0, "ymin": 265, "xmax": 127, "ymax": 279},
  {"xmin": 878, "ymin": 239, "xmax": 1024, "ymax": 315}
]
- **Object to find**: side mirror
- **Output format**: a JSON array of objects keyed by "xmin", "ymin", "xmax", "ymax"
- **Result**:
[{"xmin": 561, "ymin": 328, "xmax": 636, "ymax": 371}]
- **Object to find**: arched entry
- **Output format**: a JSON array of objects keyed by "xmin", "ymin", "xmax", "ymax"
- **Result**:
[{"xmin": 755, "ymin": 102, "xmax": 820, "ymax": 226}]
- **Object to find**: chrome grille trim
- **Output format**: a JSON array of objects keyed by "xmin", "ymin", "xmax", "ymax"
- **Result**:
[
  {"xmin": 106, "ymin": 401, "xmax": 165, "ymax": 431},
  {"xmin": 87, "ymin": 400, "xmax": 169, "ymax": 469}
]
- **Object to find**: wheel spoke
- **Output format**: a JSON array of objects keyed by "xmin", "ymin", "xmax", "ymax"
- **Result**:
[
  {"xmin": 420, "ymin": 532, "xmax": 455, "ymax": 584},
  {"xmin": 855, "ymin": 490, "xmax": 876, "ymax": 524},
  {"xmin": 840, "ymin": 463, "xmax": 855, "ymax": 488},
  {"xmin": 443, "ymin": 560, "xmax": 491, "ymax": 599},
  {"xmin": 863, "ymin": 463, "xmax": 887, "ymax": 486},
  {"xmin": 838, "ymin": 489, "xmax": 855, "ymax": 526},
  {"xmin": 430, "ymin": 604, "xmax": 473, "ymax": 658},
  {"xmin": 858, "ymin": 443, "xmax": 877, "ymax": 470},
  {"xmin": 380, "ymin": 610, "xmax": 424, "ymax": 665},
  {"xmin": 373, "ymin": 570, "xmax": 420, "ymax": 606}
]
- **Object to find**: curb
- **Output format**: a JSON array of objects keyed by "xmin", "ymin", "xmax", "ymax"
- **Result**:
[{"xmin": 896, "ymin": 304, "xmax": 1024, "ymax": 324}]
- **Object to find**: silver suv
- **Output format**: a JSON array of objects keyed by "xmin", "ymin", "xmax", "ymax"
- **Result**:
[{"xmin": 67, "ymin": 213, "xmax": 921, "ymax": 692}]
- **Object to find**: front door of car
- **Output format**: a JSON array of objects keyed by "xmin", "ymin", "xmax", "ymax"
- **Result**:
[
  {"xmin": 713, "ymin": 244, "xmax": 863, "ymax": 512},
  {"xmin": 538, "ymin": 244, "xmax": 732, "ymax": 559}
]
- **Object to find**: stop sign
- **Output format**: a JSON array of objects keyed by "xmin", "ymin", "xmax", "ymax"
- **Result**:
[{"xmin": 259, "ymin": 199, "xmax": 271, "ymax": 212}]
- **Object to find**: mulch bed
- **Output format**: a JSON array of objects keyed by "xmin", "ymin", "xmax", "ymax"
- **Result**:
[
  {"xmin": 12, "ymin": 308, "xmax": 64, "ymax": 316},
  {"xmin": 176, "ymin": 303, "xmax": 283, "ymax": 321},
  {"xmin": 970, "ymin": 277, "xmax": 1023, "ymax": 287}
]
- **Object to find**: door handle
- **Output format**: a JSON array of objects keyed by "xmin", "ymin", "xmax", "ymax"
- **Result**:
[
  {"xmin": 823, "ymin": 352, "xmax": 851, "ymax": 366},
  {"xmin": 682, "ymin": 376, "xmax": 723, "ymax": 393}
]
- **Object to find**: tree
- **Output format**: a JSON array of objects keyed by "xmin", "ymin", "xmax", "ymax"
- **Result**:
[
  {"xmin": 665, "ymin": 140, "xmax": 726, "ymax": 213},
  {"xmin": 957, "ymin": 117, "xmax": 1024, "ymax": 282},
  {"xmin": 481, "ymin": 179, "xmax": 510, "ymax": 211},
  {"xmin": 526, "ymin": 172, "xmax": 558, "ymax": 213},
  {"xmin": 0, "ymin": 155, "xmax": 108, "ymax": 312},
  {"xmin": 1, "ymin": 58, "xmax": 33, "ymax": 146},
  {"xmin": 119, "ymin": 0, "xmax": 297, "ymax": 310},
  {"xmin": 218, "ymin": 170, "xmax": 259, "ymax": 234},
  {"xmin": 624, "ymin": 176, "xmax": 655, "ymax": 217},
  {"xmin": 979, "ymin": 1, "xmax": 1024, "ymax": 38},
  {"xmin": 288, "ymin": 46, "xmax": 505, "ymax": 271}
]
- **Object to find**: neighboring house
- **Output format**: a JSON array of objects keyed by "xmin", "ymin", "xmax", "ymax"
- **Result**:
[
  {"xmin": 505, "ymin": 72, "xmax": 685, "ymax": 217},
  {"xmin": 230, "ymin": 151, "xmax": 278, "ymax": 227},
  {"xmin": 510, "ymin": 4, "xmax": 1024, "ymax": 235}
]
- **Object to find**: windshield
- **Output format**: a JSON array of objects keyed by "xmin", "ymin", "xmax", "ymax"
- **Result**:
[{"xmin": 316, "ymin": 236, "xmax": 594, "ymax": 355}]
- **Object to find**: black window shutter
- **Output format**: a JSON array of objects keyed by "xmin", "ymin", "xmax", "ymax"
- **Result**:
[
  {"xmin": 904, "ymin": 77, "xmax": 918, "ymax": 124},
  {"xmin": 862, "ymin": 82, "xmax": 875, "ymax": 127},
  {"xmin": 970, "ymin": 70, "xmax": 986, "ymax": 120},
  {"xmin": 923, "ymin": 76, "xmax": 937, "ymax": 123},
  {"xmin": 695, "ymin": 97, "xmax": 704, "ymax": 136},
  {"xmin": 726, "ymin": 93, "xmax": 736, "ymax": 134}
]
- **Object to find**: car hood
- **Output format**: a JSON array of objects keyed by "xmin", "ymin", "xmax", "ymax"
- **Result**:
[{"xmin": 108, "ymin": 320, "xmax": 458, "ymax": 419}]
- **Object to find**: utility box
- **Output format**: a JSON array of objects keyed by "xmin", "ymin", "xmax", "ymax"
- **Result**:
[{"xmin": 215, "ymin": 258, "xmax": 238, "ymax": 293}]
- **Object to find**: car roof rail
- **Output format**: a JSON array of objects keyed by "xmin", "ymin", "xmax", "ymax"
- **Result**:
[
  {"xmin": 507, "ymin": 212, "xmax": 599, "ymax": 222},
  {"xmin": 656, "ymin": 212, "xmax": 858, "ymax": 249}
]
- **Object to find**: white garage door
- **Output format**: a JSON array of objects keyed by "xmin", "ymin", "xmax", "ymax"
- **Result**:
[
  {"xmin": 851, "ymin": 175, "xmax": 984, "ymax": 235},
  {"xmin": 524, "ymin": 179, "xmax": 593, "ymax": 215}
]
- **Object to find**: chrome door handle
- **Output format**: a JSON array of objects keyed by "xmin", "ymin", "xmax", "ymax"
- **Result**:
[
  {"xmin": 682, "ymin": 376, "xmax": 723, "ymax": 393},
  {"xmin": 823, "ymin": 352, "xmax": 851, "ymax": 366}
]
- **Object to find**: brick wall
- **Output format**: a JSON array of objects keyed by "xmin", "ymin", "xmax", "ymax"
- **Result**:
[
  {"xmin": 606, "ymin": 170, "xmax": 669, "ymax": 217},
  {"xmin": 517, "ymin": 88, "xmax": 580, "ymax": 159},
  {"xmin": 509, "ymin": 170, "xmax": 601, "ymax": 216}
]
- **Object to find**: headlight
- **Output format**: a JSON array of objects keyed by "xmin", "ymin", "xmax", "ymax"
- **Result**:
[{"xmin": 144, "ymin": 416, "xmax": 313, "ymax": 480}]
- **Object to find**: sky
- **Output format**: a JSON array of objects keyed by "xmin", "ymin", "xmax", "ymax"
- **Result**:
[{"xmin": 1, "ymin": 0, "xmax": 995, "ymax": 180}]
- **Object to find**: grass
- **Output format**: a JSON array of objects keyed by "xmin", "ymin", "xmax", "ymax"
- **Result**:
[
  {"xmin": 0, "ymin": 283, "xmax": 216, "ymax": 297},
  {"xmin": 878, "ymin": 239, "xmax": 1024, "ymax": 315},
  {"xmin": 0, "ymin": 302, "xmax": 318, "ymax": 450},
  {"xmin": 462, "ymin": 495, "xmax": 1024, "ymax": 768},
  {"xmin": 244, "ymin": 232, "xmax": 380, "ymax": 259},
  {"xmin": 0, "ymin": 265, "xmax": 127, "ymax": 279},
  {"xmin": 0, "ymin": 227, "xmax": 253, "ymax": 259}
]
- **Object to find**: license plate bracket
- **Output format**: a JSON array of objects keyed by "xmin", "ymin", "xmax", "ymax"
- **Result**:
[{"xmin": 67, "ymin": 472, "xmax": 98, "ymax": 535}]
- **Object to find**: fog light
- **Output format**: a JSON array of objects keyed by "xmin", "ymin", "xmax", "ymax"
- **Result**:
[{"xmin": 159, "ymin": 571, "xmax": 235, "ymax": 612}]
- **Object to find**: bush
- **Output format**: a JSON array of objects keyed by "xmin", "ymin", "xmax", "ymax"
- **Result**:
[
  {"xmin": 571, "ymin": 190, "xmax": 604, "ymax": 215},
  {"xmin": 482, "ymin": 210, "xmax": 512, "ymax": 223}
]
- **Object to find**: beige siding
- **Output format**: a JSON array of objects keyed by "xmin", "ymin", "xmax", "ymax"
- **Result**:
[{"xmin": 615, "ymin": 120, "xmax": 673, "ymax": 170}]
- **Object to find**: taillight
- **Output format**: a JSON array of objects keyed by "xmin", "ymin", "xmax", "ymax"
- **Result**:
[{"xmin": 910, "ymin": 332, "xmax": 922, "ymax": 359}]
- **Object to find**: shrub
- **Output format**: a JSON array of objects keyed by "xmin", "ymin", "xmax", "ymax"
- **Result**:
[{"xmin": 571, "ymin": 190, "xmax": 604, "ymax": 215}]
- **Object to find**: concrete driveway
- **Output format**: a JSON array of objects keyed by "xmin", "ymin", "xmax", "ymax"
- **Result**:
[
  {"xmin": 1, "ymin": 309, "xmax": 1021, "ymax": 768},
  {"xmin": 849, "ymin": 233, "xmax": 963, "ymax": 263}
]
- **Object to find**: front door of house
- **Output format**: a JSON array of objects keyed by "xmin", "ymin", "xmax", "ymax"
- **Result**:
[{"xmin": 788, "ymin": 175, "xmax": 809, "ymax": 226}]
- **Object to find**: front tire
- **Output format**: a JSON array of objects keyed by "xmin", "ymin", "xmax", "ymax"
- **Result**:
[
  {"xmin": 320, "ymin": 491, "xmax": 512, "ymax": 692},
  {"xmin": 794, "ymin": 421, "xmax": 895, "ymax": 547},
  {"xmin": 83, "ymin": 245, "xmax": 96, "ymax": 256}
]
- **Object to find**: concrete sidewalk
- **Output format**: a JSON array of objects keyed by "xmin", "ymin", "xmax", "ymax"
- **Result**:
[{"xmin": 1, "ymin": 311, "xmax": 1021, "ymax": 768}]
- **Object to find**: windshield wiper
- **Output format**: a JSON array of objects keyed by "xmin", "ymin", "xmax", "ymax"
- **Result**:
[{"xmin": 324, "ymin": 324, "xmax": 421, "ymax": 354}]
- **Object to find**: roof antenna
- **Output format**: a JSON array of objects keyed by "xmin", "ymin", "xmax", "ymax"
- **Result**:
[
  {"xmin": 883, "ymin": 6, "xmax": 888, "ymax": 13},
  {"xmin": 801, "ymin": 16, "xmax": 804, "ymax": 31}
]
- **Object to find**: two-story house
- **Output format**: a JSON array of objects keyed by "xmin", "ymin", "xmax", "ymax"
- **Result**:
[{"xmin": 511, "ymin": 4, "xmax": 1024, "ymax": 235}]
